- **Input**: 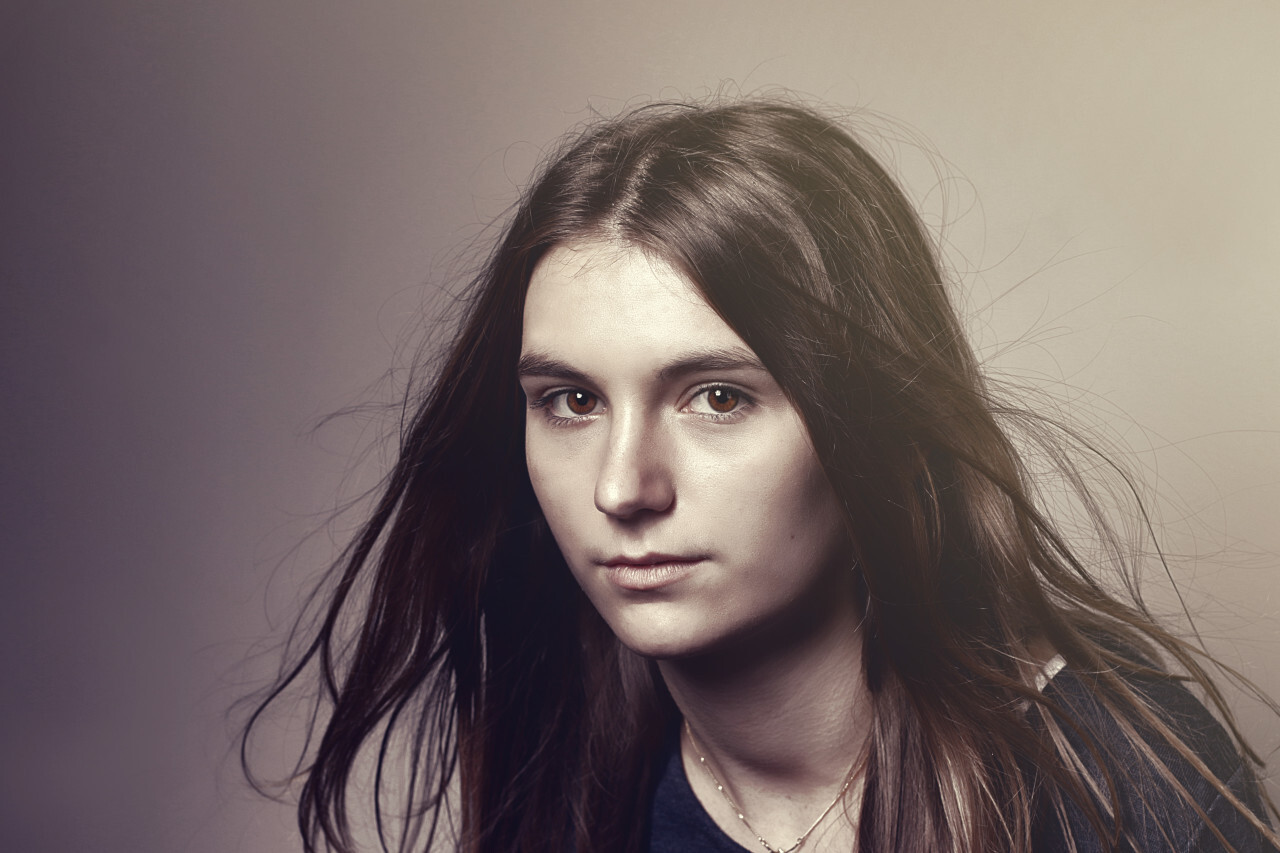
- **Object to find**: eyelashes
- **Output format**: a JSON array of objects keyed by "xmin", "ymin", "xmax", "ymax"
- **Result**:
[
  {"xmin": 694, "ymin": 386, "xmax": 742, "ymax": 416},
  {"xmin": 526, "ymin": 390, "xmax": 596, "ymax": 425},
  {"xmin": 528, "ymin": 384, "xmax": 754, "ymax": 426}
]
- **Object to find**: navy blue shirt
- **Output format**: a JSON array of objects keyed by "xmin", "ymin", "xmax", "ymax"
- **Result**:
[{"xmin": 646, "ymin": 667, "xmax": 1273, "ymax": 852}]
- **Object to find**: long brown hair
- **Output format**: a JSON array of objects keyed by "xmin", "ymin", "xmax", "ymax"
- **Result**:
[{"xmin": 243, "ymin": 99, "xmax": 1276, "ymax": 852}]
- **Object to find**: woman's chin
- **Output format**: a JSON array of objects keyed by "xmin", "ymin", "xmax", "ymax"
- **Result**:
[
  {"xmin": 602, "ymin": 607, "xmax": 720, "ymax": 661},
  {"xmin": 612, "ymin": 628, "xmax": 709, "ymax": 661}
]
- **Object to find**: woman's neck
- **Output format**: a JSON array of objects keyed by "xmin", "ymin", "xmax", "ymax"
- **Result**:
[{"xmin": 657, "ymin": 590, "xmax": 869, "ymax": 849}]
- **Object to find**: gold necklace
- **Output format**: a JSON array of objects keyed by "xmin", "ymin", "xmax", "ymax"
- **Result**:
[{"xmin": 683, "ymin": 720, "xmax": 856, "ymax": 853}]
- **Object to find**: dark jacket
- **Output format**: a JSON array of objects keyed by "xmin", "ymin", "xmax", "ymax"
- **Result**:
[{"xmin": 646, "ymin": 667, "xmax": 1273, "ymax": 852}]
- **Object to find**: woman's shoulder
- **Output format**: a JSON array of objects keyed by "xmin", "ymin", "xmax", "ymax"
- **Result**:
[
  {"xmin": 643, "ymin": 665, "xmax": 1272, "ymax": 853},
  {"xmin": 1034, "ymin": 663, "xmax": 1273, "ymax": 852}
]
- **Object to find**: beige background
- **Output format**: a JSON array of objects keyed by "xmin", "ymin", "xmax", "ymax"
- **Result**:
[{"xmin": 2, "ymin": 2, "xmax": 1277, "ymax": 851}]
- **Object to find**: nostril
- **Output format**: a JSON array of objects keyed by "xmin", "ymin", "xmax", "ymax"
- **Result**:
[{"xmin": 594, "ymin": 437, "xmax": 674, "ymax": 519}]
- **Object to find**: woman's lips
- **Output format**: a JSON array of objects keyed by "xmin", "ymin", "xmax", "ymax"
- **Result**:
[{"xmin": 601, "ymin": 554, "xmax": 703, "ymax": 591}]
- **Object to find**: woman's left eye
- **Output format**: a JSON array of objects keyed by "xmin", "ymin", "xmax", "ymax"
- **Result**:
[{"xmin": 687, "ymin": 386, "xmax": 751, "ymax": 418}]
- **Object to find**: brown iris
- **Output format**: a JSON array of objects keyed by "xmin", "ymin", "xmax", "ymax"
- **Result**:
[
  {"xmin": 566, "ymin": 391, "xmax": 597, "ymax": 415},
  {"xmin": 707, "ymin": 387, "xmax": 739, "ymax": 413}
]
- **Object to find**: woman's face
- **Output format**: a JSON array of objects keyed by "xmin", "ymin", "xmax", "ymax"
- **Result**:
[{"xmin": 520, "ymin": 241, "xmax": 851, "ymax": 659}]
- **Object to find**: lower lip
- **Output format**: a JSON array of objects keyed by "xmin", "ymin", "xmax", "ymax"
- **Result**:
[{"xmin": 604, "ymin": 560, "xmax": 701, "ymax": 591}]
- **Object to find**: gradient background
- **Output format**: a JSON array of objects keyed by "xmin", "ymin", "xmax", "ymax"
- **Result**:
[{"xmin": 2, "ymin": 2, "xmax": 1278, "ymax": 851}]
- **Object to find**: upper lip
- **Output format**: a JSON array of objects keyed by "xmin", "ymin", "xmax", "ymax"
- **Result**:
[{"xmin": 602, "ymin": 552, "xmax": 702, "ymax": 568}]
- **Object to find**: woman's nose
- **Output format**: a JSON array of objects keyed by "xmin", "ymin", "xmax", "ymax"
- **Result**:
[{"xmin": 594, "ymin": 413, "xmax": 674, "ymax": 520}]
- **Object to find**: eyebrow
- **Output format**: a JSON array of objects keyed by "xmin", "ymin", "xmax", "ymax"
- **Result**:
[{"xmin": 516, "ymin": 346, "xmax": 769, "ymax": 384}]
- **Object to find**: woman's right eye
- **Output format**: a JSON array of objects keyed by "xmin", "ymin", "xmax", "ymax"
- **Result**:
[{"xmin": 539, "ymin": 389, "xmax": 601, "ymax": 420}]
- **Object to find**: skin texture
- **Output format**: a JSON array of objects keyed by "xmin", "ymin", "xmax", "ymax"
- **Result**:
[
  {"xmin": 520, "ymin": 241, "xmax": 868, "ymax": 849},
  {"xmin": 520, "ymin": 241, "xmax": 852, "ymax": 661}
]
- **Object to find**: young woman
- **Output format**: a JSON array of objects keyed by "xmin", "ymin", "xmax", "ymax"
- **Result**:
[{"xmin": 244, "ymin": 99, "xmax": 1277, "ymax": 852}]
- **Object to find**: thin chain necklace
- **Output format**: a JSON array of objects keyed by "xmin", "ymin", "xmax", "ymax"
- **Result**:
[{"xmin": 683, "ymin": 719, "xmax": 856, "ymax": 853}]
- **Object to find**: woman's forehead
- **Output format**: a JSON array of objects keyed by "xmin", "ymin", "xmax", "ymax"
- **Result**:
[
  {"xmin": 521, "ymin": 242, "xmax": 749, "ymax": 369},
  {"xmin": 528, "ymin": 241, "xmax": 699, "ymax": 303},
  {"xmin": 517, "ymin": 242, "xmax": 768, "ymax": 389}
]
